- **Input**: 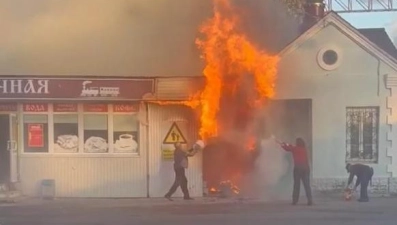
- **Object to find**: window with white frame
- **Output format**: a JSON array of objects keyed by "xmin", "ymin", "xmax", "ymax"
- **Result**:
[
  {"xmin": 23, "ymin": 114, "xmax": 49, "ymax": 153},
  {"xmin": 112, "ymin": 103, "xmax": 140, "ymax": 154},
  {"xmin": 346, "ymin": 107, "xmax": 379, "ymax": 163},
  {"xmin": 113, "ymin": 115, "xmax": 139, "ymax": 153},
  {"xmin": 22, "ymin": 103, "xmax": 140, "ymax": 155},
  {"xmin": 83, "ymin": 104, "xmax": 109, "ymax": 153},
  {"xmin": 53, "ymin": 103, "xmax": 79, "ymax": 153},
  {"xmin": 22, "ymin": 103, "xmax": 49, "ymax": 153}
]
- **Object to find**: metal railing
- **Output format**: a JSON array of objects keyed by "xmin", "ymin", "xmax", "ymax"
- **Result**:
[{"xmin": 325, "ymin": 0, "xmax": 397, "ymax": 12}]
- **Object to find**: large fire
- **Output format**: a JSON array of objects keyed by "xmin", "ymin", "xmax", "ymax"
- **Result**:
[
  {"xmin": 151, "ymin": 0, "xmax": 279, "ymax": 197},
  {"xmin": 195, "ymin": 0, "xmax": 279, "ymax": 140},
  {"xmin": 196, "ymin": 0, "xmax": 279, "ymax": 196}
]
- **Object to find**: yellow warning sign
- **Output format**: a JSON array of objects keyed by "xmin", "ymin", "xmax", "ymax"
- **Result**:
[
  {"xmin": 162, "ymin": 148, "xmax": 174, "ymax": 160},
  {"xmin": 163, "ymin": 122, "xmax": 187, "ymax": 144}
]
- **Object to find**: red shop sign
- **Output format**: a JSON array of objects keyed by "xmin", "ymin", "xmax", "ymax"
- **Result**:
[
  {"xmin": 0, "ymin": 78, "xmax": 154, "ymax": 100},
  {"xmin": 28, "ymin": 124, "xmax": 44, "ymax": 147},
  {"xmin": 54, "ymin": 103, "xmax": 78, "ymax": 112},
  {"xmin": 23, "ymin": 103, "xmax": 48, "ymax": 112},
  {"xmin": 113, "ymin": 104, "xmax": 139, "ymax": 113},
  {"xmin": 0, "ymin": 103, "xmax": 17, "ymax": 112},
  {"xmin": 84, "ymin": 104, "xmax": 108, "ymax": 112}
]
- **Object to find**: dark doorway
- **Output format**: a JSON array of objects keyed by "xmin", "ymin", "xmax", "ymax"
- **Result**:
[
  {"xmin": 202, "ymin": 99, "xmax": 312, "ymax": 198},
  {"xmin": 0, "ymin": 115, "xmax": 10, "ymax": 183},
  {"xmin": 260, "ymin": 99, "xmax": 312, "ymax": 197}
]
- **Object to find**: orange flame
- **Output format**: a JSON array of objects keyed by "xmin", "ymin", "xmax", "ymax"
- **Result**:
[
  {"xmin": 148, "ymin": 0, "xmax": 279, "ymax": 142},
  {"xmin": 148, "ymin": 98, "xmax": 200, "ymax": 109},
  {"xmin": 246, "ymin": 137, "xmax": 256, "ymax": 151},
  {"xmin": 195, "ymin": 0, "xmax": 279, "ymax": 140},
  {"xmin": 220, "ymin": 180, "xmax": 241, "ymax": 194}
]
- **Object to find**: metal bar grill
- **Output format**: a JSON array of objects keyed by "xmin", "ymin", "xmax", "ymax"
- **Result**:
[
  {"xmin": 325, "ymin": 0, "xmax": 397, "ymax": 13},
  {"xmin": 346, "ymin": 107, "xmax": 379, "ymax": 162}
]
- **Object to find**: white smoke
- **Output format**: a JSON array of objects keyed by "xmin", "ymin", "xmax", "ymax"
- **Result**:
[
  {"xmin": 244, "ymin": 137, "xmax": 292, "ymax": 201},
  {"xmin": 0, "ymin": 0, "xmax": 299, "ymax": 76},
  {"xmin": 255, "ymin": 138, "xmax": 289, "ymax": 186}
]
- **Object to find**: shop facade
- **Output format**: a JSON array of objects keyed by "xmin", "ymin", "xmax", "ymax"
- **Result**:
[{"xmin": 0, "ymin": 77, "xmax": 203, "ymax": 198}]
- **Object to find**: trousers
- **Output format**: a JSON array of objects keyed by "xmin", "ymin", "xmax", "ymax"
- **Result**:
[
  {"xmin": 165, "ymin": 167, "xmax": 190, "ymax": 198},
  {"xmin": 293, "ymin": 166, "xmax": 312, "ymax": 204}
]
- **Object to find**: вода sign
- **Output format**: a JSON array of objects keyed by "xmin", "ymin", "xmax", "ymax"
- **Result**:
[
  {"xmin": 0, "ymin": 78, "xmax": 154, "ymax": 100},
  {"xmin": 23, "ymin": 103, "xmax": 48, "ymax": 112}
]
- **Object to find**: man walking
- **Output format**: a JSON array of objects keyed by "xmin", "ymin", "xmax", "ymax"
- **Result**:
[
  {"xmin": 165, "ymin": 142, "xmax": 199, "ymax": 201},
  {"xmin": 278, "ymin": 138, "xmax": 313, "ymax": 206},
  {"xmin": 345, "ymin": 163, "xmax": 374, "ymax": 202}
]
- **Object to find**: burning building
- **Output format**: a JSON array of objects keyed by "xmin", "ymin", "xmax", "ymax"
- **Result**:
[{"xmin": 1, "ymin": 0, "xmax": 397, "ymax": 199}]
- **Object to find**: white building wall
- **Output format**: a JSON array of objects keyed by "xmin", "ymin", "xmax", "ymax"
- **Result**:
[
  {"xmin": 386, "ymin": 75, "xmax": 397, "ymax": 176},
  {"xmin": 20, "ymin": 156, "xmax": 147, "ymax": 197},
  {"xmin": 147, "ymin": 104, "xmax": 202, "ymax": 197},
  {"xmin": 18, "ymin": 103, "xmax": 148, "ymax": 197},
  {"xmin": 277, "ymin": 23, "xmax": 393, "ymax": 191},
  {"xmin": 156, "ymin": 77, "xmax": 204, "ymax": 100}
]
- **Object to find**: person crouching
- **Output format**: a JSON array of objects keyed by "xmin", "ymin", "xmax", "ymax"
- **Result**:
[{"xmin": 345, "ymin": 163, "xmax": 374, "ymax": 202}]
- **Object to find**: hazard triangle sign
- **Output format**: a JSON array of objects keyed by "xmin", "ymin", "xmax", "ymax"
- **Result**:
[{"xmin": 163, "ymin": 122, "xmax": 187, "ymax": 144}]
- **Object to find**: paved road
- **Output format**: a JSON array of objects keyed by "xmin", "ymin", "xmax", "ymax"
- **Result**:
[{"xmin": 0, "ymin": 196, "xmax": 396, "ymax": 225}]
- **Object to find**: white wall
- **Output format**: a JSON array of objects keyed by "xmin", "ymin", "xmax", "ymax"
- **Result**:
[
  {"xmin": 20, "ymin": 156, "xmax": 147, "ymax": 197},
  {"xmin": 277, "ymin": 23, "xmax": 392, "ymax": 179},
  {"xmin": 147, "ymin": 104, "xmax": 202, "ymax": 198},
  {"xmin": 18, "ymin": 103, "xmax": 148, "ymax": 197}
]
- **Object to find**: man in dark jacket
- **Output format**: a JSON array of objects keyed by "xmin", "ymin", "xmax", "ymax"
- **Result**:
[
  {"xmin": 346, "ymin": 163, "xmax": 374, "ymax": 202},
  {"xmin": 279, "ymin": 138, "xmax": 313, "ymax": 206},
  {"xmin": 165, "ymin": 142, "xmax": 198, "ymax": 201}
]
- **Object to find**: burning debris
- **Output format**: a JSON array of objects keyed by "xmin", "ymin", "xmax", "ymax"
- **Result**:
[
  {"xmin": 209, "ymin": 180, "xmax": 241, "ymax": 198},
  {"xmin": 203, "ymin": 137, "xmax": 260, "ymax": 198}
]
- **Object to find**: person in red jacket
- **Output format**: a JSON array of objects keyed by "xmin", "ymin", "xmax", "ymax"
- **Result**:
[{"xmin": 279, "ymin": 138, "xmax": 313, "ymax": 206}]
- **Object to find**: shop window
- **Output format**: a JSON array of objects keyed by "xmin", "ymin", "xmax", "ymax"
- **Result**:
[
  {"xmin": 113, "ymin": 115, "xmax": 139, "ymax": 154},
  {"xmin": 54, "ymin": 115, "xmax": 79, "ymax": 153},
  {"xmin": 83, "ymin": 114, "xmax": 108, "ymax": 153},
  {"xmin": 346, "ymin": 107, "xmax": 379, "ymax": 163},
  {"xmin": 23, "ymin": 115, "xmax": 48, "ymax": 153}
]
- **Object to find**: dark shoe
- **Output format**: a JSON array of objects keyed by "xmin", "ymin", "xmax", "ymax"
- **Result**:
[
  {"xmin": 292, "ymin": 202, "xmax": 297, "ymax": 205},
  {"xmin": 308, "ymin": 201, "xmax": 313, "ymax": 206},
  {"xmin": 164, "ymin": 195, "xmax": 173, "ymax": 201},
  {"xmin": 358, "ymin": 198, "xmax": 369, "ymax": 202},
  {"xmin": 184, "ymin": 197, "xmax": 194, "ymax": 200}
]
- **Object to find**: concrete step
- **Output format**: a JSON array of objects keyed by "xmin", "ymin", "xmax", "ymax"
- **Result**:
[{"xmin": 0, "ymin": 190, "xmax": 22, "ymax": 203}]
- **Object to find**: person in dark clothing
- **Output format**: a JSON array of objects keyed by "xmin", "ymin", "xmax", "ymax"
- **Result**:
[
  {"xmin": 165, "ymin": 142, "xmax": 199, "ymax": 201},
  {"xmin": 279, "ymin": 138, "xmax": 313, "ymax": 206},
  {"xmin": 345, "ymin": 163, "xmax": 374, "ymax": 202}
]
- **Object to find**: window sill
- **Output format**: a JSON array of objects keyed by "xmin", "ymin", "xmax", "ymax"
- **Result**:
[
  {"xmin": 20, "ymin": 153, "xmax": 141, "ymax": 158},
  {"xmin": 346, "ymin": 159, "xmax": 378, "ymax": 164}
]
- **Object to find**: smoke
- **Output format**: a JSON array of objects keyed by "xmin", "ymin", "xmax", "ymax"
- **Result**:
[
  {"xmin": 232, "ymin": 0, "xmax": 301, "ymax": 53},
  {"xmin": 246, "ymin": 137, "xmax": 292, "ymax": 201},
  {"xmin": 0, "ymin": 0, "xmax": 299, "ymax": 76}
]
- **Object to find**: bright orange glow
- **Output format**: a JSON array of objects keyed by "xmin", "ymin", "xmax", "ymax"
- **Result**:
[
  {"xmin": 148, "ymin": 97, "xmax": 200, "ymax": 109},
  {"xmin": 148, "ymin": 0, "xmax": 278, "ymax": 143},
  {"xmin": 220, "ymin": 180, "xmax": 240, "ymax": 194},
  {"xmin": 246, "ymin": 136, "xmax": 256, "ymax": 151},
  {"xmin": 195, "ymin": 0, "xmax": 279, "ymax": 140}
]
